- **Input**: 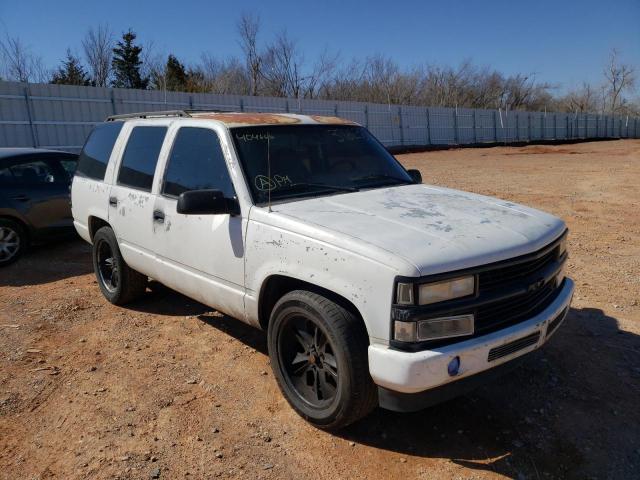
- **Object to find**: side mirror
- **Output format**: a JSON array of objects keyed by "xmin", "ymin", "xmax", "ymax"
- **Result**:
[
  {"xmin": 177, "ymin": 189, "xmax": 239, "ymax": 216},
  {"xmin": 407, "ymin": 169, "xmax": 422, "ymax": 184}
]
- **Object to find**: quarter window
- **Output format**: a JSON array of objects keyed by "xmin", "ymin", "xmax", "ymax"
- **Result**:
[
  {"xmin": 118, "ymin": 126, "xmax": 167, "ymax": 191},
  {"xmin": 77, "ymin": 122, "xmax": 123, "ymax": 180},
  {"xmin": 162, "ymin": 127, "xmax": 235, "ymax": 198}
]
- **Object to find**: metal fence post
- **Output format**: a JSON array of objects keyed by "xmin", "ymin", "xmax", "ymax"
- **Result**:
[
  {"xmin": 364, "ymin": 104, "xmax": 369, "ymax": 128},
  {"xmin": 239, "ymin": 98, "xmax": 244, "ymax": 112},
  {"xmin": 398, "ymin": 106, "xmax": 404, "ymax": 145},
  {"xmin": 527, "ymin": 113, "xmax": 532, "ymax": 141},
  {"xmin": 493, "ymin": 110, "xmax": 498, "ymax": 143},
  {"xmin": 452, "ymin": 107, "xmax": 459, "ymax": 144},
  {"xmin": 23, "ymin": 86, "xmax": 38, "ymax": 148},
  {"xmin": 472, "ymin": 110, "xmax": 477, "ymax": 143},
  {"xmin": 553, "ymin": 114, "xmax": 557, "ymax": 139},
  {"xmin": 426, "ymin": 108, "xmax": 431, "ymax": 145},
  {"xmin": 334, "ymin": 103, "xmax": 338, "ymax": 117},
  {"xmin": 110, "ymin": 89, "xmax": 117, "ymax": 115}
]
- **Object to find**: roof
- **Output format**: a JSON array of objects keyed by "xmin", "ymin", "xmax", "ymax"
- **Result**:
[
  {"xmin": 107, "ymin": 110, "xmax": 359, "ymax": 128},
  {"xmin": 188, "ymin": 112, "xmax": 358, "ymax": 128},
  {"xmin": 0, "ymin": 148, "xmax": 76, "ymax": 160}
]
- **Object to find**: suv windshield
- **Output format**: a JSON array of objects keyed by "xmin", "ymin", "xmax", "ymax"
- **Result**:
[{"xmin": 232, "ymin": 125, "xmax": 412, "ymax": 204}]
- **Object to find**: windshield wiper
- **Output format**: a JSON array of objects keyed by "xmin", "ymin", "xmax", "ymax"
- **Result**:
[
  {"xmin": 351, "ymin": 173, "xmax": 412, "ymax": 186},
  {"xmin": 275, "ymin": 182, "xmax": 359, "ymax": 194}
]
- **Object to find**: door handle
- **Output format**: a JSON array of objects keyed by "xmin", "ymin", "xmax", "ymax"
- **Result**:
[
  {"xmin": 108, "ymin": 196, "xmax": 118, "ymax": 207},
  {"xmin": 153, "ymin": 210, "xmax": 165, "ymax": 223}
]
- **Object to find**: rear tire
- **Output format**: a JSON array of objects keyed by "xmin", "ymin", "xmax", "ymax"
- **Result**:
[
  {"xmin": 0, "ymin": 219, "xmax": 27, "ymax": 267},
  {"xmin": 92, "ymin": 226, "xmax": 147, "ymax": 305},
  {"xmin": 267, "ymin": 290, "xmax": 377, "ymax": 430}
]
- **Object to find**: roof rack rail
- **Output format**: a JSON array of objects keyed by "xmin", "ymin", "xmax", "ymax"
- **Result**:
[{"xmin": 106, "ymin": 110, "xmax": 192, "ymax": 121}]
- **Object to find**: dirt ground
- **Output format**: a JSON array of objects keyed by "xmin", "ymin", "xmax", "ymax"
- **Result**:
[{"xmin": 1, "ymin": 139, "xmax": 639, "ymax": 480}]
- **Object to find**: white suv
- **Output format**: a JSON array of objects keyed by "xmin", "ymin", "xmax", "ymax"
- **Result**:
[{"xmin": 71, "ymin": 110, "xmax": 574, "ymax": 429}]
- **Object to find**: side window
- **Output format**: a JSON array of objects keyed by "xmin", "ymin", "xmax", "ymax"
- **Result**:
[
  {"xmin": 77, "ymin": 122, "xmax": 124, "ymax": 180},
  {"xmin": 9, "ymin": 160, "xmax": 65, "ymax": 184},
  {"xmin": 59, "ymin": 158, "xmax": 78, "ymax": 177},
  {"xmin": 117, "ymin": 126, "xmax": 167, "ymax": 191},
  {"xmin": 162, "ymin": 127, "xmax": 235, "ymax": 198}
]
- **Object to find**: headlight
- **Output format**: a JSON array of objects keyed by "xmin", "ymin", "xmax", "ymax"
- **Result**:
[
  {"xmin": 418, "ymin": 276, "xmax": 475, "ymax": 305},
  {"xmin": 558, "ymin": 232, "xmax": 568, "ymax": 257},
  {"xmin": 394, "ymin": 314, "xmax": 474, "ymax": 342}
]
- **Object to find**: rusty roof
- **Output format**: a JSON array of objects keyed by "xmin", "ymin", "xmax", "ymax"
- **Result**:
[{"xmin": 188, "ymin": 111, "xmax": 358, "ymax": 127}]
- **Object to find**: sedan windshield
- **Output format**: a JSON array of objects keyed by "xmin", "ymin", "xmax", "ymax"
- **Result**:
[{"xmin": 232, "ymin": 125, "xmax": 413, "ymax": 204}]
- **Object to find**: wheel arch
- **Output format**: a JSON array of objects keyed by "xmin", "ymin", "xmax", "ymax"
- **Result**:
[
  {"xmin": 258, "ymin": 274, "xmax": 367, "ymax": 334},
  {"xmin": 88, "ymin": 215, "xmax": 110, "ymax": 241}
]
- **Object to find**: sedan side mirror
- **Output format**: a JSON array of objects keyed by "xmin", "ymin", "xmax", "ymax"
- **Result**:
[
  {"xmin": 177, "ymin": 189, "xmax": 239, "ymax": 216},
  {"xmin": 407, "ymin": 169, "xmax": 422, "ymax": 184}
]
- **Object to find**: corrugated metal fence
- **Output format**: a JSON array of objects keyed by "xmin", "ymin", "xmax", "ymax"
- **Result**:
[{"xmin": 1, "ymin": 80, "xmax": 638, "ymax": 152}]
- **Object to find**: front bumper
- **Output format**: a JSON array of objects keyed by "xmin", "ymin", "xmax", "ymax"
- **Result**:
[{"xmin": 368, "ymin": 277, "xmax": 574, "ymax": 406}]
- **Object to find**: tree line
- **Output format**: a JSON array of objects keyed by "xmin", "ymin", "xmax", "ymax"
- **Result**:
[{"xmin": 1, "ymin": 15, "xmax": 637, "ymax": 116}]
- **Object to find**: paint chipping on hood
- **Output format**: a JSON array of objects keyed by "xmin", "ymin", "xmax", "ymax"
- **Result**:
[{"xmin": 268, "ymin": 184, "xmax": 566, "ymax": 276}]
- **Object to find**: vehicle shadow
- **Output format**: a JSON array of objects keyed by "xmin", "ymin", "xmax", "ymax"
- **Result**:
[
  {"xmin": 109, "ymin": 282, "xmax": 640, "ymax": 479},
  {"xmin": 126, "ymin": 282, "xmax": 269, "ymax": 354},
  {"xmin": 0, "ymin": 237, "xmax": 93, "ymax": 287},
  {"xmin": 334, "ymin": 306, "xmax": 640, "ymax": 479}
]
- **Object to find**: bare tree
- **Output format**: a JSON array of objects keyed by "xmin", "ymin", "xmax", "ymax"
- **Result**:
[
  {"xmin": 200, "ymin": 53, "xmax": 250, "ymax": 94},
  {"xmin": 604, "ymin": 49, "xmax": 635, "ymax": 114},
  {"xmin": 559, "ymin": 82, "xmax": 598, "ymax": 113},
  {"xmin": 82, "ymin": 25, "xmax": 113, "ymax": 86},
  {"xmin": 261, "ymin": 30, "xmax": 304, "ymax": 98},
  {"xmin": 237, "ymin": 13, "xmax": 262, "ymax": 96},
  {"xmin": 0, "ymin": 33, "xmax": 47, "ymax": 82}
]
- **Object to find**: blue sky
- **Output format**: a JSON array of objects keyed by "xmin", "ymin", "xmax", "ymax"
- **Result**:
[{"xmin": 1, "ymin": 0, "xmax": 639, "ymax": 93}]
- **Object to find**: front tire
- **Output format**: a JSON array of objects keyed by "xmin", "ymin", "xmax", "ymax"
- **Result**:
[
  {"xmin": 267, "ymin": 290, "xmax": 377, "ymax": 430},
  {"xmin": 92, "ymin": 226, "xmax": 147, "ymax": 305},
  {"xmin": 0, "ymin": 219, "xmax": 26, "ymax": 267}
]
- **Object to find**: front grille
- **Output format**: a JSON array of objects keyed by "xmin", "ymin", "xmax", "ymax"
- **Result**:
[
  {"xmin": 391, "ymin": 232, "xmax": 567, "ymax": 351},
  {"xmin": 475, "ymin": 281, "xmax": 559, "ymax": 335},
  {"xmin": 546, "ymin": 307, "xmax": 568, "ymax": 338},
  {"xmin": 479, "ymin": 246, "xmax": 558, "ymax": 291},
  {"xmin": 488, "ymin": 331, "xmax": 540, "ymax": 362}
]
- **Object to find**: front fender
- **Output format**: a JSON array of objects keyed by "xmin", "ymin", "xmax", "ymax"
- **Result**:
[{"xmin": 244, "ymin": 218, "xmax": 417, "ymax": 342}]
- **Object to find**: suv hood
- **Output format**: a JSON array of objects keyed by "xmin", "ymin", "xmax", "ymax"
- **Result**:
[{"xmin": 271, "ymin": 184, "xmax": 566, "ymax": 276}]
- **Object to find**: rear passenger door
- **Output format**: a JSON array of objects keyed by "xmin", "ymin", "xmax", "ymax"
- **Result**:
[
  {"xmin": 151, "ymin": 125, "xmax": 246, "ymax": 320},
  {"xmin": 2, "ymin": 156, "xmax": 74, "ymax": 236},
  {"xmin": 108, "ymin": 124, "xmax": 168, "ymax": 278}
]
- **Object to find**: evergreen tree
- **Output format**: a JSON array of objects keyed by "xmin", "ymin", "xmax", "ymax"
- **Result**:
[
  {"xmin": 111, "ymin": 30, "xmax": 148, "ymax": 89},
  {"xmin": 50, "ymin": 50, "xmax": 90, "ymax": 86},
  {"xmin": 165, "ymin": 54, "xmax": 187, "ymax": 91}
]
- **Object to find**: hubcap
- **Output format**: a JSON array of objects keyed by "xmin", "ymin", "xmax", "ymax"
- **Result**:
[
  {"xmin": 96, "ymin": 240, "xmax": 118, "ymax": 292},
  {"xmin": 0, "ymin": 227, "xmax": 20, "ymax": 262},
  {"xmin": 278, "ymin": 316, "xmax": 339, "ymax": 408}
]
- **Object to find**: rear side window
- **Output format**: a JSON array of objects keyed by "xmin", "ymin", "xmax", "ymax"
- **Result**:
[
  {"xmin": 117, "ymin": 126, "xmax": 167, "ymax": 191},
  {"xmin": 77, "ymin": 122, "xmax": 124, "ymax": 180},
  {"xmin": 162, "ymin": 127, "xmax": 235, "ymax": 198}
]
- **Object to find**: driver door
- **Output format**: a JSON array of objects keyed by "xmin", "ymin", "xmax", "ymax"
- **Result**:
[{"xmin": 152, "ymin": 125, "xmax": 246, "ymax": 320}]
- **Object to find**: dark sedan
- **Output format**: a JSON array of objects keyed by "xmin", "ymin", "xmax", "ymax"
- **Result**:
[{"xmin": 0, "ymin": 148, "xmax": 78, "ymax": 266}]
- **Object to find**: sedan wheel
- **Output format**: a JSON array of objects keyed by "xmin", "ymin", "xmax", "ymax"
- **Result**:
[{"xmin": 0, "ymin": 220, "xmax": 26, "ymax": 266}]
